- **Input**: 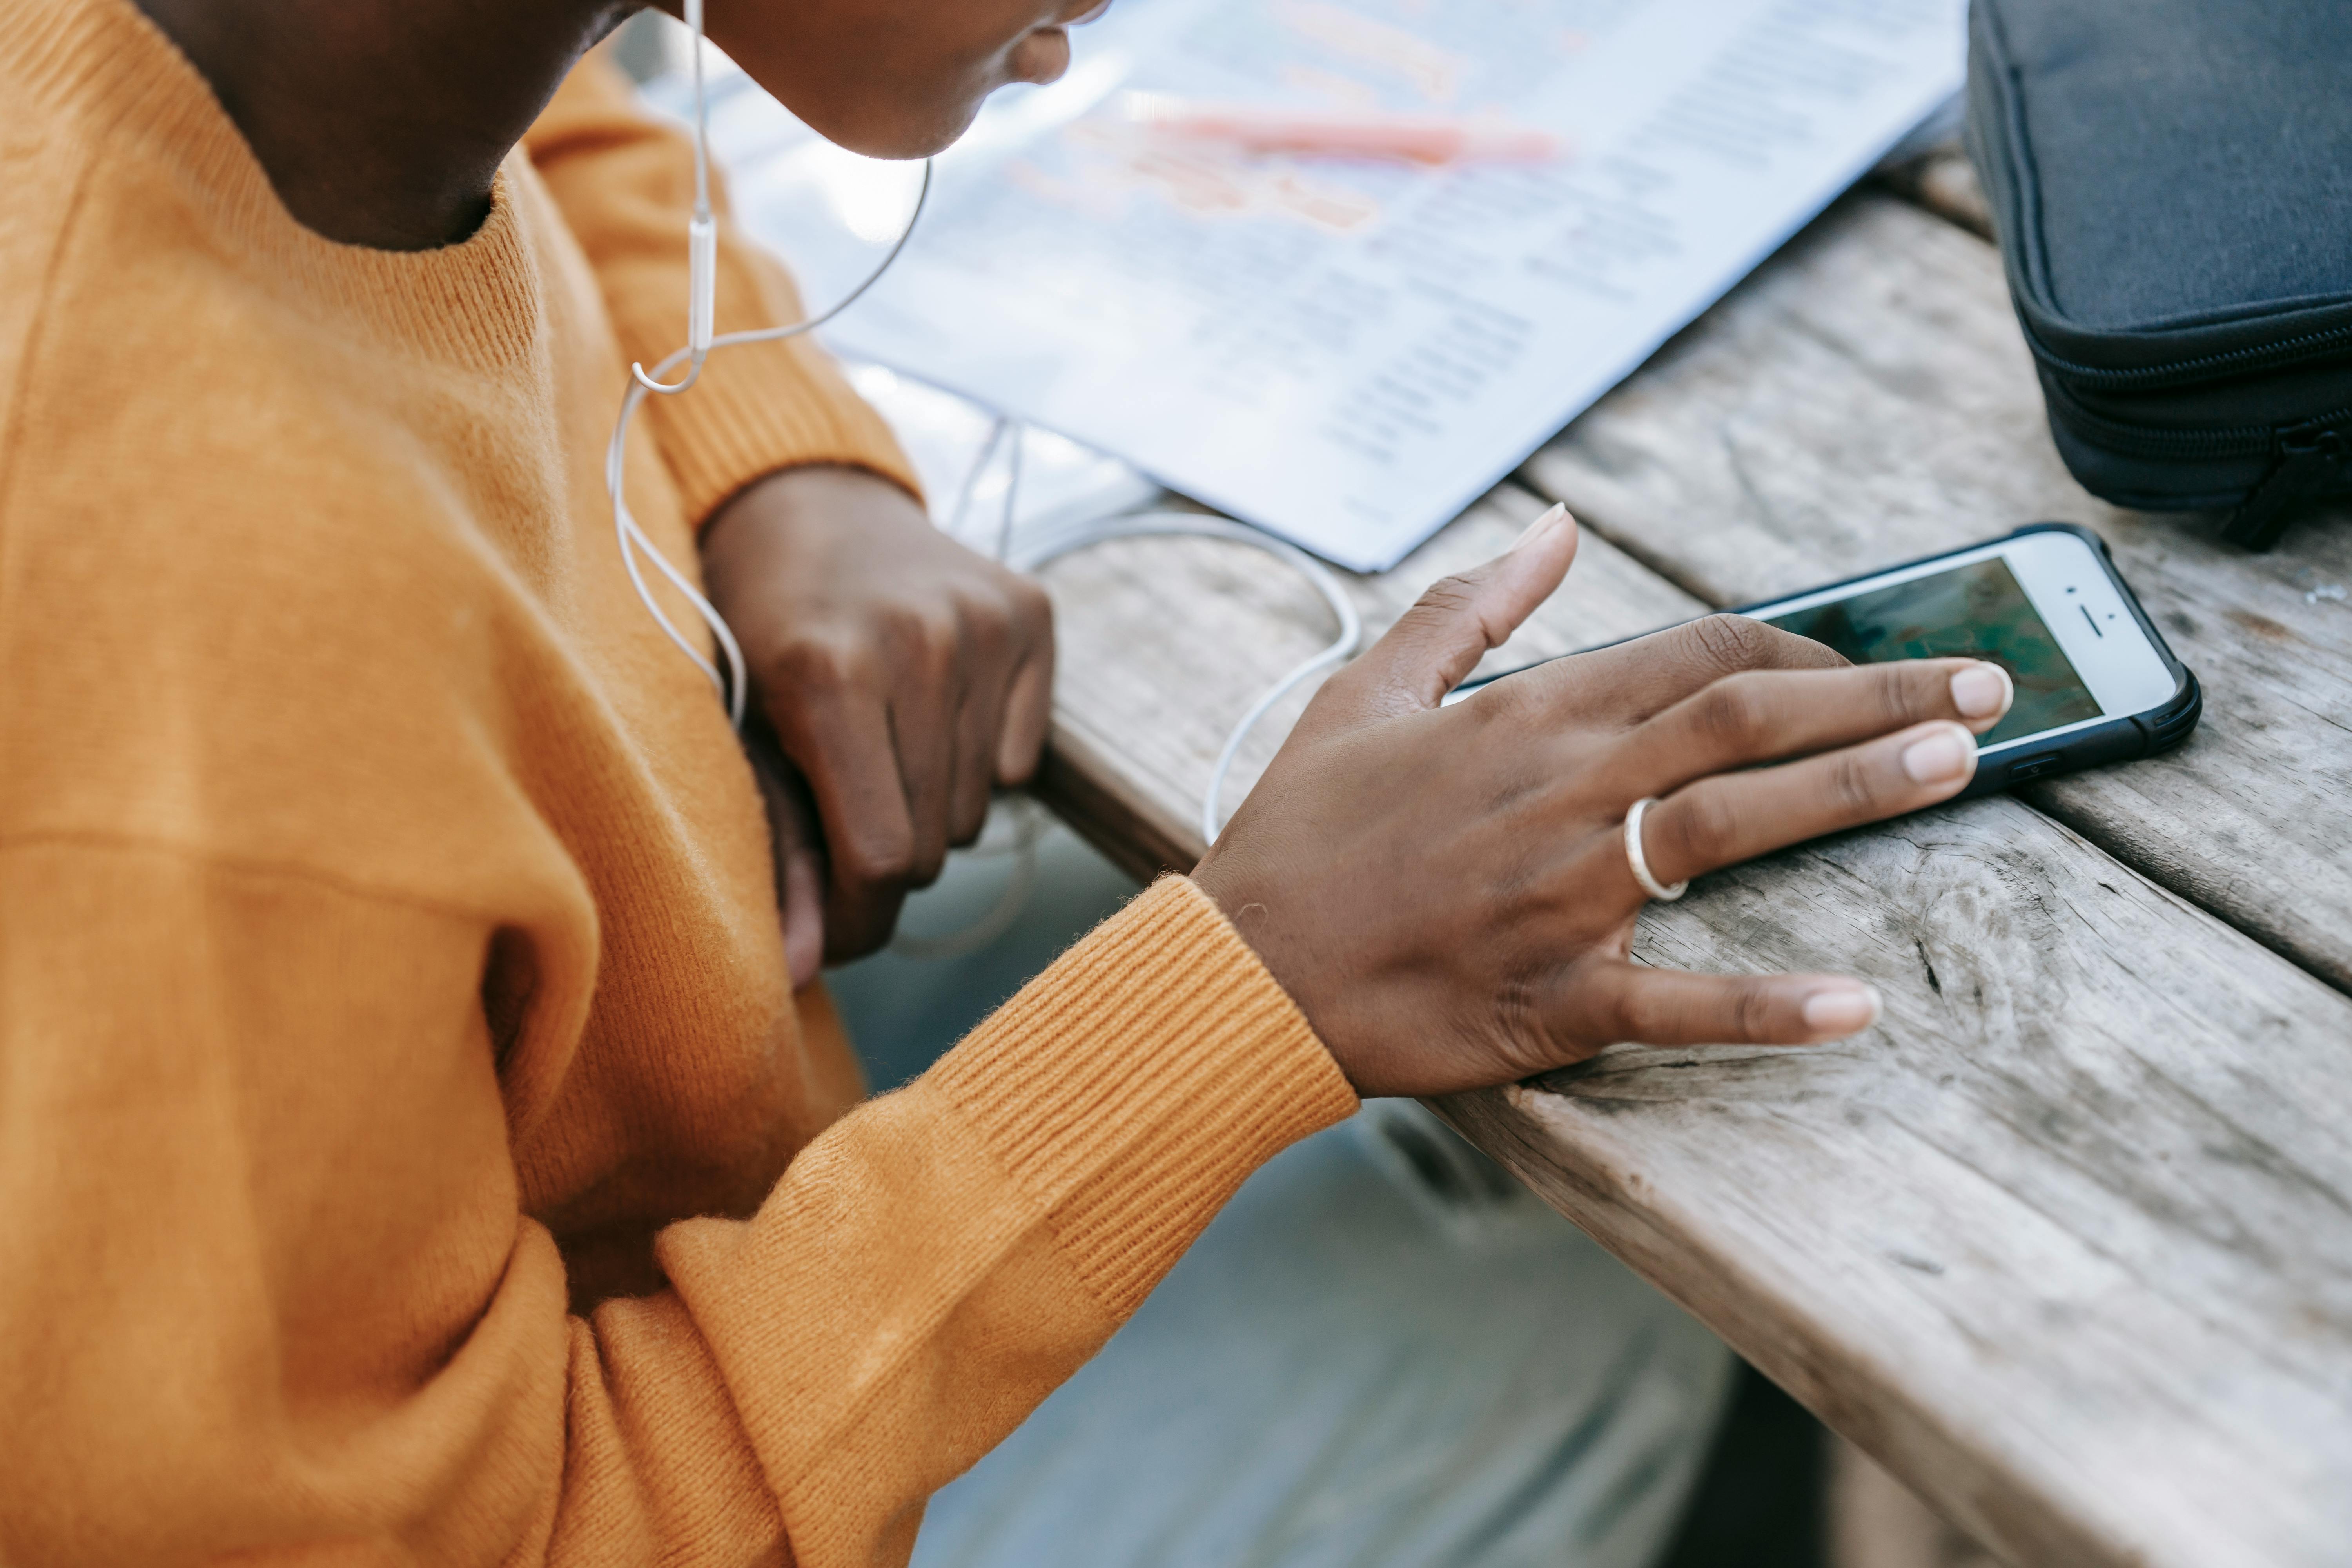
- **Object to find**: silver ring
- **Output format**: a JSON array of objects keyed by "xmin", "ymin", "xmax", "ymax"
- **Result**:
[{"xmin": 1623, "ymin": 796, "xmax": 1689, "ymax": 902}]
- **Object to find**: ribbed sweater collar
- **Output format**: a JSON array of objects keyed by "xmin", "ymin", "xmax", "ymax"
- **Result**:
[{"xmin": 7, "ymin": 0, "xmax": 545, "ymax": 368}]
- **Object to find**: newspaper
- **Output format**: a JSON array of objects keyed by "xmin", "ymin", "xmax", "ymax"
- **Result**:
[{"xmin": 688, "ymin": 0, "xmax": 1966, "ymax": 570}]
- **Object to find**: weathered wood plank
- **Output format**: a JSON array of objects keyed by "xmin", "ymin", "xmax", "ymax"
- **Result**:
[
  {"xmin": 1519, "ymin": 192, "xmax": 2352, "ymax": 993},
  {"xmin": 1029, "ymin": 461, "xmax": 2352, "ymax": 1568},
  {"xmin": 1030, "ymin": 481, "xmax": 1705, "ymax": 870},
  {"xmin": 1020, "ymin": 182, "xmax": 2352, "ymax": 1568},
  {"xmin": 1436, "ymin": 795, "xmax": 2352, "ymax": 1568}
]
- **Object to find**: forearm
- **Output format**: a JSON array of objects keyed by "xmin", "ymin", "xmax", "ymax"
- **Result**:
[
  {"xmin": 655, "ymin": 877, "xmax": 1356, "ymax": 1562},
  {"xmin": 0, "ymin": 851, "xmax": 1347, "ymax": 1567}
]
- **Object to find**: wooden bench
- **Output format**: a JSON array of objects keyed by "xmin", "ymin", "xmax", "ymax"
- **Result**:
[{"xmin": 1025, "ymin": 152, "xmax": 2352, "ymax": 1568}]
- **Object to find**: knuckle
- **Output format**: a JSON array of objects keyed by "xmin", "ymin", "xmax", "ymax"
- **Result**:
[
  {"xmin": 1685, "ymin": 612, "xmax": 1846, "ymax": 674},
  {"xmin": 1396, "ymin": 581, "xmax": 1477, "ymax": 648},
  {"xmin": 997, "ymin": 724, "xmax": 1046, "ymax": 778},
  {"xmin": 1419, "ymin": 574, "xmax": 1481, "ymax": 617},
  {"xmin": 1731, "ymin": 980, "xmax": 1780, "ymax": 1041},
  {"xmin": 1684, "ymin": 613, "xmax": 1774, "ymax": 672},
  {"xmin": 886, "ymin": 615, "xmax": 959, "ymax": 689},
  {"xmin": 869, "ymin": 597, "xmax": 921, "ymax": 645},
  {"xmin": 1398, "ymin": 571, "xmax": 1511, "ymax": 653},
  {"xmin": 1823, "ymin": 749, "xmax": 1886, "ymax": 816},
  {"xmin": 917, "ymin": 605, "xmax": 963, "ymax": 661},
  {"xmin": 962, "ymin": 596, "xmax": 1012, "ymax": 660},
  {"xmin": 1614, "ymin": 979, "xmax": 1687, "ymax": 1044},
  {"xmin": 1479, "ymin": 674, "xmax": 1541, "ymax": 727},
  {"xmin": 1694, "ymin": 675, "xmax": 1774, "ymax": 750},
  {"xmin": 837, "ymin": 820, "xmax": 916, "ymax": 886},
  {"xmin": 1874, "ymin": 661, "xmax": 1925, "ymax": 724},
  {"xmin": 1011, "ymin": 576, "xmax": 1054, "ymax": 628},
  {"xmin": 775, "ymin": 632, "xmax": 864, "ymax": 692},
  {"xmin": 1667, "ymin": 788, "xmax": 1741, "ymax": 868},
  {"xmin": 952, "ymin": 574, "xmax": 998, "ymax": 622}
]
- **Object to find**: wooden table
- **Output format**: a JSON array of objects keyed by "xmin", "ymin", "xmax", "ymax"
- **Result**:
[{"xmin": 1022, "ymin": 150, "xmax": 2352, "ymax": 1568}]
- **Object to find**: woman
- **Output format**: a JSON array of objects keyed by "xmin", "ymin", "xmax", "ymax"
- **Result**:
[{"xmin": 0, "ymin": 0, "xmax": 2012, "ymax": 1561}]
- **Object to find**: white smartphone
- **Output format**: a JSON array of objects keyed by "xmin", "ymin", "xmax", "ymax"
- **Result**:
[{"xmin": 1461, "ymin": 524, "xmax": 2201, "ymax": 795}]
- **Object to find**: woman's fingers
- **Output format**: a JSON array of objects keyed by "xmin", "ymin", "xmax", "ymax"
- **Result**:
[
  {"xmin": 944, "ymin": 612, "xmax": 1008, "ymax": 849},
  {"xmin": 1637, "ymin": 717, "xmax": 1982, "ymax": 890},
  {"xmin": 887, "ymin": 663, "xmax": 958, "ymax": 888},
  {"xmin": 1515, "ymin": 613, "xmax": 1848, "ymax": 725},
  {"xmin": 1625, "ymin": 657, "xmax": 2012, "ymax": 802},
  {"xmin": 1572, "ymin": 960, "xmax": 1884, "ymax": 1047},
  {"xmin": 742, "ymin": 724, "xmax": 828, "ymax": 989},
  {"xmin": 1312, "ymin": 504, "xmax": 1579, "ymax": 731},
  {"xmin": 769, "ymin": 672, "xmax": 921, "ymax": 963},
  {"xmin": 993, "ymin": 583, "xmax": 1056, "ymax": 788}
]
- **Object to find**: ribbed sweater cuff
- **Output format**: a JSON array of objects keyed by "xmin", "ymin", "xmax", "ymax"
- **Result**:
[
  {"xmin": 927, "ymin": 876, "xmax": 1357, "ymax": 1316},
  {"xmin": 624, "ymin": 315, "xmax": 924, "ymax": 528}
]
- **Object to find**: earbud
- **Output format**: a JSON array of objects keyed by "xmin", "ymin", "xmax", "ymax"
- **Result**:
[
  {"xmin": 608, "ymin": 0, "xmax": 933, "ymax": 722},
  {"xmin": 631, "ymin": 0, "xmax": 719, "ymax": 396}
]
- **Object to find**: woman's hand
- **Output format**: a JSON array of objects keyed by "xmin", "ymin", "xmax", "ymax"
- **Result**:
[
  {"xmin": 740, "ymin": 715, "xmax": 829, "ymax": 988},
  {"xmin": 1191, "ymin": 506, "xmax": 2015, "ymax": 1098},
  {"xmin": 701, "ymin": 465, "xmax": 1055, "ymax": 964}
]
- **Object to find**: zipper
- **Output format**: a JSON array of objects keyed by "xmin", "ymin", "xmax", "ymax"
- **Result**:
[
  {"xmin": 2046, "ymin": 375, "xmax": 2352, "ymax": 550},
  {"xmin": 2044, "ymin": 379, "xmax": 2352, "ymax": 460},
  {"xmin": 2024, "ymin": 318, "xmax": 2352, "ymax": 391},
  {"xmin": 2225, "ymin": 425, "xmax": 2352, "ymax": 551}
]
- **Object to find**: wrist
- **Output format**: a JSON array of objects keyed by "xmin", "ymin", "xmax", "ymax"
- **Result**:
[
  {"xmin": 1187, "ymin": 855, "xmax": 1347, "ymax": 1085},
  {"xmin": 699, "ymin": 463, "xmax": 928, "ymax": 611},
  {"xmin": 704, "ymin": 462, "xmax": 922, "ymax": 537}
]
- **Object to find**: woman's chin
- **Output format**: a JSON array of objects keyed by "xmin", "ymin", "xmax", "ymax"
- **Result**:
[
  {"xmin": 764, "ymin": 87, "xmax": 982, "ymax": 162},
  {"xmin": 740, "ymin": 22, "xmax": 1077, "ymax": 162},
  {"xmin": 1009, "ymin": 27, "xmax": 1073, "ymax": 86}
]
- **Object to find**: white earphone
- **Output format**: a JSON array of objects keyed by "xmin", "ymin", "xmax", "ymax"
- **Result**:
[
  {"xmin": 609, "ymin": 1, "xmax": 1361, "ymax": 851},
  {"xmin": 607, "ymin": 0, "xmax": 932, "ymax": 729}
]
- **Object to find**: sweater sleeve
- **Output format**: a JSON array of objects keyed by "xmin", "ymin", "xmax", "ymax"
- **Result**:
[
  {"xmin": 0, "ymin": 847, "xmax": 1354, "ymax": 1567},
  {"xmin": 523, "ymin": 50, "xmax": 922, "ymax": 526}
]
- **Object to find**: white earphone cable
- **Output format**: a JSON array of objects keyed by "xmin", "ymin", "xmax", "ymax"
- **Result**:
[
  {"xmin": 1004, "ymin": 499, "xmax": 1363, "ymax": 848},
  {"xmin": 608, "ymin": 0, "xmax": 931, "ymax": 728},
  {"xmin": 615, "ymin": 12, "xmax": 1363, "ymax": 960},
  {"xmin": 889, "ymin": 450, "xmax": 1361, "ymax": 960}
]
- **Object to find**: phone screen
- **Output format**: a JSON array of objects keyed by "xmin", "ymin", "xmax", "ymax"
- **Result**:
[{"xmin": 1764, "ymin": 556, "xmax": 2102, "ymax": 747}]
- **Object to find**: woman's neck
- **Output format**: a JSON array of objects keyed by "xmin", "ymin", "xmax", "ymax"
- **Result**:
[{"xmin": 134, "ymin": 0, "xmax": 635, "ymax": 250}]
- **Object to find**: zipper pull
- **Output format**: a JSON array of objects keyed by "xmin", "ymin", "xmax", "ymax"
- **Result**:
[{"xmin": 2225, "ymin": 425, "xmax": 2351, "ymax": 550}]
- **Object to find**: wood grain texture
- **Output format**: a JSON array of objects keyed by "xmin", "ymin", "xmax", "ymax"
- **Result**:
[
  {"xmin": 1519, "ymin": 192, "xmax": 2352, "ymax": 991},
  {"xmin": 1018, "ymin": 179, "xmax": 2352, "ymax": 1568},
  {"xmin": 1435, "ymin": 794, "xmax": 2352, "ymax": 1568},
  {"xmin": 1029, "ymin": 481, "xmax": 1706, "ymax": 870}
]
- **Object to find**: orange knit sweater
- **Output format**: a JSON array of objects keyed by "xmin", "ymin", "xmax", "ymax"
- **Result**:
[{"xmin": 0, "ymin": 3, "xmax": 1357, "ymax": 1563}]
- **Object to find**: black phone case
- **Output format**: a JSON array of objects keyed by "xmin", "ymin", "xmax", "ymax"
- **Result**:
[{"xmin": 1725, "ymin": 523, "xmax": 2201, "ymax": 800}]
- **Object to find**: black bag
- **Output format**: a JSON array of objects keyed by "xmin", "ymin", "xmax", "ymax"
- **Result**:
[{"xmin": 1965, "ymin": 0, "xmax": 2352, "ymax": 550}]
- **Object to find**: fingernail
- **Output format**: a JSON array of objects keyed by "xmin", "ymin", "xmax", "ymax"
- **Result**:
[
  {"xmin": 1801, "ymin": 983, "xmax": 1882, "ymax": 1036},
  {"xmin": 1901, "ymin": 724, "xmax": 1975, "ymax": 784},
  {"xmin": 1511, "ymin": 503, "xmax": 1568, "ymax": 549},
  {"xmin": 1949, "ymin": 662, "xmax": 2013, "ymax": 720}
]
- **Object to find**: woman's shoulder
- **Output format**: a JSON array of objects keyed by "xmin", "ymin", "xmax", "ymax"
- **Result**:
[{"xmin": 0, "ymin": 227, "xmax": 559, "ymax": 908}]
